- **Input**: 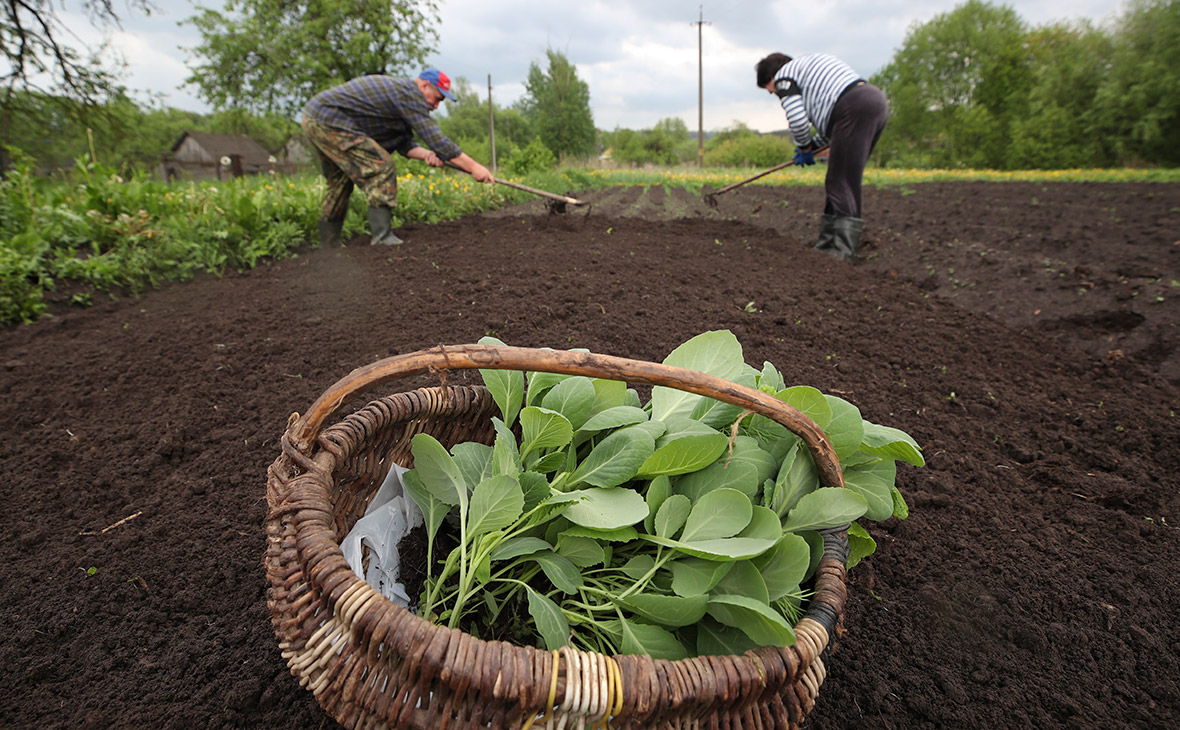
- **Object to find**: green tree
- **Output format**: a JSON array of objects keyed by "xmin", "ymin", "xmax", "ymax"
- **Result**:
[
  {"xmin": 1097, "ymin": 0, "xmax": 1180, "ymax": 165},
  {"xmin": 1010, "ymin": 22, "xmax": 1115, "ymax": 168},
  {"xmin": 873, "ymin": 0, "xmax": 1029, "ymax": 168},
  {"xmin": 184, "ymin": 0, "xmax": 441, "ymax": 117},
  {"xmin": 519, "ymin": 50, "xmax": 596, "ymax": 161}
]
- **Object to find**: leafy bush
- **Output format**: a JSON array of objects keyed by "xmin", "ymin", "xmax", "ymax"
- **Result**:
[{"xmin": 503, "ymin": 138, "xmax": 558, "ymax": 176}]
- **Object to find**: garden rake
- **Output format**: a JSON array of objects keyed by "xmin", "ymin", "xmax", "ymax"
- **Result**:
[{"xmin": 703, "ymin": 147, "xmax": 829, "ymax": 208}]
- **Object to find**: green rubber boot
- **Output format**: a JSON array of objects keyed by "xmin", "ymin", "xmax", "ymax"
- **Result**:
[
  {"xmin": 317, "ymin": 217, "xmax": 344, "ymax": 247},
  {"xmin": 813, "ymin": 214, "xmax": 837, "ymax": 254},
  {"xmin": 367, "ymin": 206, "xmax": 405, "ymax": 246},
  {"xmin": 826, "ymin": 216, "xmax": 864, "ymax": 261}
]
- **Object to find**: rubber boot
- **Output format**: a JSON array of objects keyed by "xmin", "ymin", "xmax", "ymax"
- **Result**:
[
  {"xmin": 827, "ymin": 216, "xmax": 864, "ymax": 261},
  {"xmin": 812, "ymin": 214, "xmax": 837, "ymax": 254},
  {"xmin": 317, "ymin": 217, "xmax": 344, "ymax": 247},
  {"xmin": 367, "ymin": 205, "xmax": 404, "ymax": 246}
]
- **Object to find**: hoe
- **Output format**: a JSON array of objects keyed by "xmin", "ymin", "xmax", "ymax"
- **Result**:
[{"xmin": 703, "ymin": 147, "xmax": 829, "ymax": 208}]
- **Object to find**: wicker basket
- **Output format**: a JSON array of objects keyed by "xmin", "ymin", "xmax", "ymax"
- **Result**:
[{"xmin": 266, "ymin": 344, "xmax": 850, "ymax": 730}]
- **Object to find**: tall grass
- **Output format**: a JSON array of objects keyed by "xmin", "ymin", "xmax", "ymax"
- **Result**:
[{"xmin": 2, "ymin": 156, "xmax": 1177, "ymax": 326}]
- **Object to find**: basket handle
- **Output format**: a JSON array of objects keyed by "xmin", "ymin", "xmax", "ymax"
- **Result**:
[{"xmin": 287, "ymin": 344, "xmax": 844, "ymax": 489}]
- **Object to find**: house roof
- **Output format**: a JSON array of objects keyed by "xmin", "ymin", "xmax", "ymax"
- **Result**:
[{"xmin": 170, "ymin": 131, "xmax": 274, "ymax": 165}]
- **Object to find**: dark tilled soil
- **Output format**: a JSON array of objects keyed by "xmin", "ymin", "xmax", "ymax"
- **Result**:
[{"xmin": 2, "ymin": 181, "xmax": 1178, "ymax": 729}]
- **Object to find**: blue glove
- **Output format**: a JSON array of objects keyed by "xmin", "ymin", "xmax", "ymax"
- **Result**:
[{"xmin": 792, "ymin": 147, "xmax": 816, "ymax": 166}]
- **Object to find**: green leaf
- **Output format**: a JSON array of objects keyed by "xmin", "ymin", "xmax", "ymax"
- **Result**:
[
  {"xmin": 696, "ymin": 617, "xmax": 759, "ymax": 656},
  {"xmin": 563, "ymin": 487, "xmax": 650, "ymax": 530},
  {"xmin": 689, "ymin": 395, "xmax": 744, "ymax": 430},
  {"xmin": 713, "ymin": 560, "xmax": 769, "ymax": 603},
  {"xmin": 739, "ymin": 506, "xmax": 783, "ymax": 542},
  {"xmin": 643, "ymin": 534, "xmax": 779, "ymax": 561},
  {"xmin": 755, "ymin": 534, "xmax": 811, "ymax": 601},
  {"xmin": 776, "ymin": 386, "xmax": 833, "ymax": 428},
  {"xmin": 644, "ymin": 474, "xmax": 671, "ymax": 533},
  {"xmin": 589, "ymin": 378, "xmax": 628, "ymax": 415},
  {"xmin": 707, "ymin": 594, "xmax": 796, "ymax": 647},
  {"xmin": 602, "ymin": 617, "xmax": 689, "ymax": 660},
  {"xmin": 529, "ymin": 451, "xmax": 568, "ymax": 474},
  {"xmin": 526, "ymin": 370, "xmax": 570, "ymax": 407},
  {"xmin": 580, "ymin": 405, "xmax": 649, "ymax": 433},
  {"xmin": 519, "ymin": 406, "xmax": 574, "ymax": 460},
  {"xmin": 847, "ymin": 521, "xmax": 878, "ymax": 569},
  {"xmin": 861, "ymin": 421, "xmax": 926, "ymax": 466},
  {"xmin": 891, "ymin": 486, "xmax": 910, "ymax": 520},
  {"xmin": 823, "ymin": 395, "xmax": 865, "ymax": 461},
  {"xmin": 654, "ymin": 494, "xmax": 692, "ymax": 539},
  {"xmin": 409, "ymin": 433, "xmax": 467, "ymax": 506},
  {"xmin": 671, "ymin": 558, "xmax": 734, "ymax": 596},
  {"xmin": 618, "ymin": 593, "xmax": 708, "ymax": 627},
  {"xmin": 527, "ymin": 551, "xmax": 584, "ymax": 594},
  {"xmin": 681, "ymin": 489, "xmax": 752, "ymax": 541},
  {"xmin": 561, "ymin": 524, "xmax": 639, "ymax": 542},
  {"xmin": 674, "ymin": 457, "xmax": 759, "ymax": 502},
  {"xmin": 401, "ymin": 469, "xmax": 448, "ymax": 546},
  {"xmin": 638, "ymin": 429, "xmax": 729, "ymax": 478},
  {"xmin": 621, "ymin": 554, "xmax": 656, "ymax": 580},
  {"xmin": 490, "ymin": 536, "xmax": 551, "ymax": 561},
  {"xmin": 541, "ymin": 376, "xmax": 597, "ymax": 430},
  {"xmin": 555, "ymin": 534, "xmax": 606, "ymax": 567},
  {"xmin": 519, "ymin": 471, "xmax": 551, "ymax": 510},
  {"xmin": 568, "ymin": 428, "xmax": 655, "ymax": 488},
  {"xmin": 782, "ymin": 487, "xmax": 868, "ymax": 533},
  {"xmin": 491, "ymin": 418, "xmax": 522, "ymax": 477},
  {"xmin": 771, "ymin": 440, "xmax": 819, "ymax": 517},
  {"xmin": 478, "ymin": 337, "xmax": 525, "ymax": 427},
  {"xmin": 842, "ymin": 468, "xmax": 895, "ymax": 522},
  {"xmin": 650, "ymin": 330, "xmax": 756, "ymax": 422},
  {"xmin": 467, "ymin": 474, "xmax": 525, "ymax": 537},
  {"xmin": 757, "ymin": 361, "xmax": 786, "ymax": 392},
  {"xmin": 525, "ymin": 585, "xmax": 570, "ymax": 650},
  {"xmin": 451, "ymin": 441, "xmax": 493, "ymax": 490}
]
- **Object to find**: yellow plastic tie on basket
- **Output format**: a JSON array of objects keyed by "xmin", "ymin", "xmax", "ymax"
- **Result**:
[
  {"xmin": 521, "ymin": 649, "xmax": 562, "ymax": 730},
  {"xmin": 590, "ymin": 655, "xmax": 623, "ymax": 730}
]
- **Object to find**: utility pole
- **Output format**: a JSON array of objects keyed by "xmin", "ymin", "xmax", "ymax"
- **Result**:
[
  {"xmin": 488, "ymin": 74, "xmax": 497, "ymax": 173},
  {"xmin": 694, "ymin": 6, "xmax": 710, "ymax": 168}
]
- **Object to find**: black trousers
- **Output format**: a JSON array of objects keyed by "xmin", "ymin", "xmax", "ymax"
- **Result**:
[{"xmin": 823, "ymin": 84, "xmax": 890, "ymax": 219}]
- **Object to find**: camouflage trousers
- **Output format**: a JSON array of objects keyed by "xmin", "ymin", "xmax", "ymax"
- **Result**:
[{"xmin": 301, "ymin": 117, "xmax": 398, "ymax": 221}]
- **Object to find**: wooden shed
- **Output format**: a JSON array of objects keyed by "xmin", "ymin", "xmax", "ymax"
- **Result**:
[{"xmin": 160, "ymin": 131, "xmax": 278, "ymax": 181}]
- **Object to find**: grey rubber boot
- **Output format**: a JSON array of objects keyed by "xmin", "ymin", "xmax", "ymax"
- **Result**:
[
  {"xmin": 826, "ymin": 216, "xmax": 864, "ymax": 260},
  {"xmin": 366, "ymin": 206, "xmax": 404, "ymax": 246},
  {"xmin": 812, "ymin": 213, "xmax": 837, "ymax": 254},
  {"xmin": 317, "ymin": 217, "xmax": 344, "ymax": 247}
]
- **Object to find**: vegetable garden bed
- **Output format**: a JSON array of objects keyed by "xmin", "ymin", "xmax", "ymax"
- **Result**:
[{"xmin": 1, "ymin": 181, "xmax": 1178, "ymax": 729}]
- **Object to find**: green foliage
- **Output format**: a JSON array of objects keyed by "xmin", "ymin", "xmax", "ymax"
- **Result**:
[
  {"xmin": 401, "ymin": 331, "xmax": 924, "ymax": 656},
  {"xmin": 873, "ymin": 0, "xmax": 1029, "ymax": 169},
  {"xmin": 1097, "ymin": 0, "xmax": 1180, "ymax": 165},
  {"xmin": 704, "ymin": 133, "xmax": 792, "ymax": 168},
  {"xmin": 502, "ymin": 138, "xmax": 557, "ymax": 176},
  {"xmin": 604, "ymin": 118, "xmax": 695, "ymax": 167},
  {"xmin": 520, "ymin": 50, "xmax": 597, "ymax": 161},
  {"xmin": 184, "ymin": 0, "xmax": 441, "ymax": 117}
]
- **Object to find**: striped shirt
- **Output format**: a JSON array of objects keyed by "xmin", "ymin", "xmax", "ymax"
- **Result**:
[
  {"xmin": 772, "ymin": 54, "xmax": 863, "ymax": 149},
  {"xmin": 302, "ymin": 75, "xmax": 462, "ymax": 160}
]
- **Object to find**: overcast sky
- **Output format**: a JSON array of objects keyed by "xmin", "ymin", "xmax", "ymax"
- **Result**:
[{"xmin": 56, "ymin": 0, "xmax": 1128, "ymax": 133}]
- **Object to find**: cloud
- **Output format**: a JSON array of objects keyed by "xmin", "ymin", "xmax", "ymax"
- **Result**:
[{"xmin": 48, "ymin": 0, "xmax": 1129, "ymax": 132}]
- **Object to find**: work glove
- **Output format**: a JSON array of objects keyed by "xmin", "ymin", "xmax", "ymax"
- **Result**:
[{"xmin": 792, "ymin": 147, "xmax": 816, "ymax": 166}]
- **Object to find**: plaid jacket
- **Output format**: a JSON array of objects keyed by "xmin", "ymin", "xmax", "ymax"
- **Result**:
[{"xmin": 302, "ymin": 75, "xmax": 462, "ymax": 160}]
